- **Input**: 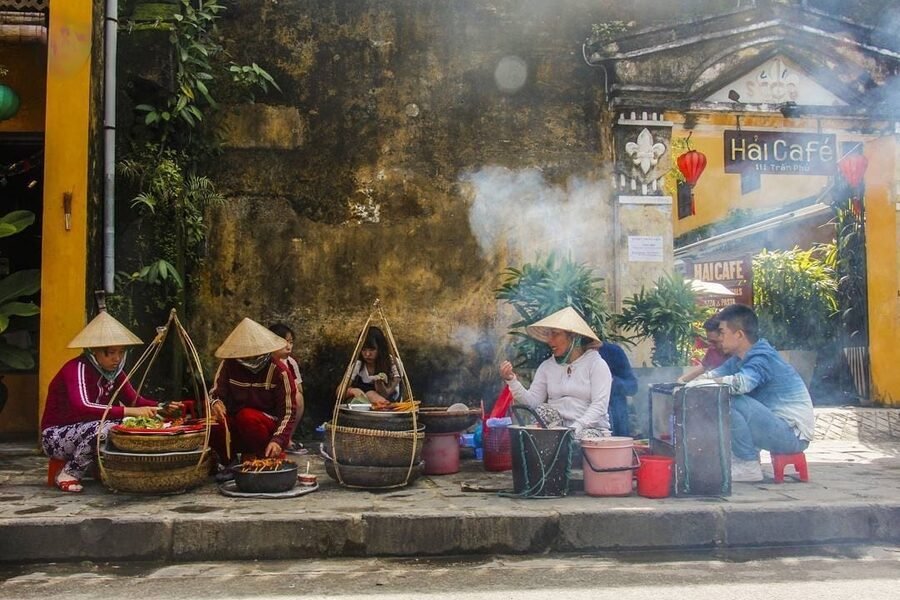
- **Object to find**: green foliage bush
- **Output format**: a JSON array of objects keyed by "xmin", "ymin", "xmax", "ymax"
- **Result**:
[
  {"xmin": 752, "ymin": 245, "xmax": 838, "ymax": 351},
  {"xmin": 0, "ymin": 210, "xmax": 39, "ymax": 370},
  {"xmin": 495, "ymin": 254, "xmax": 622, "ymax": 373},
  {"xmin": 615, "ymin": 273, "xmax": 708, "ymax": 367}
]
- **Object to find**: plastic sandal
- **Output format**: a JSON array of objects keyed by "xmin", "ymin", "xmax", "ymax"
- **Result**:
[{"xmin": 55, "ymin": 476, "xmax": 83, "ymax": 493}]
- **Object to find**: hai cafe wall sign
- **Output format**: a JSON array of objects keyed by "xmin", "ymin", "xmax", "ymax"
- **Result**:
[{"xmin": 724, "ymin": 130, "xmax": 837, "ymax": 176}]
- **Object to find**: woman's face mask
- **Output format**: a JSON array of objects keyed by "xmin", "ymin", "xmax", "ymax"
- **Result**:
[
  {"xmin": 237, "ymin": 354, "xmax": 271, "ymax": 373},
  {"xmin": 86, "ymin": 347, "xmax": 128, "ymax": 381}
]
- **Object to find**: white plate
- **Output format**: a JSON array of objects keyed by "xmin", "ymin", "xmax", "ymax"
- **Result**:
[{"xmin": 217, "ymin": 480, "xmax": 319, "ymax": 499}]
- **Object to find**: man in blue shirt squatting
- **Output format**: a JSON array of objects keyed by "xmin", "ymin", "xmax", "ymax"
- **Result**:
[
  {"xmin": 685, "ymin": 304, "xmax": 814, "ymax": 482},
  {"xmin": 597, "ymin": 342, "xmax": 638, "ymax": 437}
]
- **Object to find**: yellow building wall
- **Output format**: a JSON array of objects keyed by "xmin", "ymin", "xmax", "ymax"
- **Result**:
[
  {"xmin": 0, "ymin": 42, "xmax": 46, "ymax": 133},
  {"xmin": 37, "ymin": 3, "xmax": 94, "ymax": 431},
  {"xmin": 865, "ymin": 135, "xmax": 899, "ymax": 406},
  {"xmin": 668, "ymin": 115, "xmax": 862, "ymax": 239}
]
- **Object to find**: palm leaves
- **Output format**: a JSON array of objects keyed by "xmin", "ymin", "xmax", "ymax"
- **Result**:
[
  {"xmin": 753, "ymin": 246, "xmax": 838, "ymax": 351},
  {"xmin": 0, "ymin": 210, "xmax": 39, "ymax": 369},
  {"xmin": 495, "ymin": 254, "xmax": 620, "ymax": 371},
  {"xmin": 615, "ymin": 273, "xmax": 707, "ymax": 367}
]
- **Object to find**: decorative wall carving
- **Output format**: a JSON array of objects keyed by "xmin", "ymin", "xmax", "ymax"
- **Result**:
[
  {"xmin": 614, "ymin": 111, "xmax": 673, "ymax": 196},
  {"xmin": 705, "ymin": 56, "xmax": 848, "ymax": 106}
]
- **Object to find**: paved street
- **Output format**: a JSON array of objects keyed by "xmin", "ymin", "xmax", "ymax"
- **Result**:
[
  {"xmin": 0, "ymin": 407, "xmax": 898, "ymax": 562},
  {"xmin": 0, "ymin": 545, "xmax": 898, "ymax": 599}
]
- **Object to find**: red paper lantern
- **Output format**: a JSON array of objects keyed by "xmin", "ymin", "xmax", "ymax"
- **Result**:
[
  {"xmin": 838, "ymin": 154, "xmax": 868, "ymax": 189},
  {"xmin": 676, "ymin": 149, "xmax": 707, "ymax": 187}
]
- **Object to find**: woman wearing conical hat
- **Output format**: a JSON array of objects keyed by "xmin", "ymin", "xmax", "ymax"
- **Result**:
[
  {"xmin": 207, "ymin": 318, "xmax": 299, "ymax": 471},
  {"xmin": 498, "ymin": 307, "xmax": 613, "ymax": 439},
  {"xmin": 41, "ymin": 312, "xmax": 160, "ymax": 493}
]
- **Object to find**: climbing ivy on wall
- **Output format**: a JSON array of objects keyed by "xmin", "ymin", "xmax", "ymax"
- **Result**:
[
  {"xmin": 111, "ymin": 0, "xmax": 279, "ymax": 331},
  {"xmin": 109, "ymin": 0, "xmax": 279, "ymax": 396}
]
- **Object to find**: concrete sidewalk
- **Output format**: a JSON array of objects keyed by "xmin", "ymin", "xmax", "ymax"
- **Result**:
[{"xmin": 1, "ymin": 407, "xmax": 898, "ymax": 564}]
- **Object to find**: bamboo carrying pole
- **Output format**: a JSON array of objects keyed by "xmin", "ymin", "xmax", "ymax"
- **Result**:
[
  {"xmin": 330, "ymin": 300, "xmax": 419, "ymax": 488},
  {"xmin": 96, "ymin": 309, "xmax": 219, "ymax": 485}
]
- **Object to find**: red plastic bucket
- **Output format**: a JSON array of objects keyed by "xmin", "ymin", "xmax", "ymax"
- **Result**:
[
  {"xmin": 636, "ymin": 454, "xmax": 674, "ymax": 498},
  {"xmin": 422, "ymin": 433, "xmax": 460, "ymax": 475},
  {"xmin": 483, "ymin": 424, "xmax": 512, "ymax": 472}
]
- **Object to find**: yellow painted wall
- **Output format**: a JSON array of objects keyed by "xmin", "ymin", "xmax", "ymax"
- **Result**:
[
  {"xmin": 667, "ymin": 115, "xmax": 863, "ymax": 239},
  {"xmin": 37, "ymin": 3, "xmax": 94, "ymax": 429},
  {"xmin": 864, "ymin": 135, "xmax": 899, "ymax": 406},
  {"xmin": 0, "ymin": 42, "xmax": 46, "ymax": 133}
]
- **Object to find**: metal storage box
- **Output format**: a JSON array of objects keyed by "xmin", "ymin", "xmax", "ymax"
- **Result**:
[{"xmin": 648, "ymin": 383, "xmax": 732, "ymax": 496}]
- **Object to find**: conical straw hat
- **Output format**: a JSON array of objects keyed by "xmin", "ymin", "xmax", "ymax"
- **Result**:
[
  {"xmin": 525, "ymin": 306, "xmax": 599, "ymax": 343},
  {"xmin": 215, "ymin": 317, "xmax": 289, "ymax": 359},
  {"xmin": 67, "ymin": 311, "xmax": 143, "ymax": 348}
]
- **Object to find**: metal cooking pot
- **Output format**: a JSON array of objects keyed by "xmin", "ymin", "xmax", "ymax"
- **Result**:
[{"xmin": 233, "ymin": 461, "xmax": 298, "ymax": 493}]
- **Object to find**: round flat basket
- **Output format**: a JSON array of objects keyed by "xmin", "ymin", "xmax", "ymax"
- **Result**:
[
  {"xmin": 109, "ymin": 429, "xmax": 206, "ymax": 453},
  {"xmin": 101, "ymin": 454, "xmax": 212, "ymax": 494},
  {"xmin": 417, "ymin": 407, "xmax": 479, "ymax": 433},
  {"xmin": 335, "ymin": 407, "xmax": 418, "ymax": 431},
  {"xmin": 100, "ymin": 445, "xmax": 210, "ymax": 472},
  {"xmin": 324, "ymin": 457, "xmax": 424, "ymax": 489},
  {"xmin": 324, "ymin": 423, "xmax": 424, "ymax": 467}
]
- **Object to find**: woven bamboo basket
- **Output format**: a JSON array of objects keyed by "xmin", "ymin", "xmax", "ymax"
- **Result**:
[
  {"xmin": 324, "ymin": 423, "xmax": 424, "ymax": 467},
  {"xmin": 109, "ymin": 429, "xmax": 206, "ymax": 453},
  {"xmin": 100, "ymin": 445, "xmax": 210, "ymax": 472},
  {"xmin": 324, "ymin": 457, "xmax": 424, "ymax": 489},
  {"xmin": 101, "ymin": 454, "xmax": 212, "ymax": 494},
  {"xmin": 335, "ymin": 407, "xmax": 418, "ymax": 431}
]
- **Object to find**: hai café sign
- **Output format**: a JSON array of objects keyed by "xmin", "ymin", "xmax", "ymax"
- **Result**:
[
  {"xmin": 724, "ymin": 130, "xmax": 837, "ymax": 175},
  {"xmin": 685, "ymin": 257, "xmax": 753, "ymax": 309}
]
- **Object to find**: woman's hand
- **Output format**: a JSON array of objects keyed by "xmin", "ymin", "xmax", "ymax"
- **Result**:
[
  {"xmin": 264, "ymin": 441, "xmax": 283, "ymax": 458},
  {"xmin": 210, "ymin": 399, "xmax": 227, "ymax": 423},
  {"xmin": 499, "ymin": 361, "xmax": 516, "ymax": 382},
  {"xmin": 346, "ymin": 387, "xmax": 366, "ymax": 400},
  {"xmin": 125, "ymin": 405, "xmax": 158, "ymax": 418}
]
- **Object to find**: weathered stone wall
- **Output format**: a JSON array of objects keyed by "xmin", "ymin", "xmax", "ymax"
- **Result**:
[{"xmin": 183, "ymin": 0, "xmax": 739, "ymax": 421}]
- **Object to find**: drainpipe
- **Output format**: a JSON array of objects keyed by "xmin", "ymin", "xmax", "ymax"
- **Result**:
[{"xmin": 103, "ymin": 0, "xmax": 118, "ymax": 293}]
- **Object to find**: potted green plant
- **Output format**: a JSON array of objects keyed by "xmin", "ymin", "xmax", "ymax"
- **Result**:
[
  {"xmin": 495, "ymin": 253, "xmax": 621, "ymax": 374},
  {"xmin": 615, "ymin": 273, "xmax": 708, "ymax": 367},
  {"xmin": 752, "ymin": 245, "xmax": 838, "ymax": 385},
  {"xmin": 0, "ymin": 210, "xmax": 40, "ymax": 372}
]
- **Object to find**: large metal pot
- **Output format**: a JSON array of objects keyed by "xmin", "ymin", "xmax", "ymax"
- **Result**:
[{"xmin": 233, "ymin": 461, "xmax": 298, "ymax": 493}]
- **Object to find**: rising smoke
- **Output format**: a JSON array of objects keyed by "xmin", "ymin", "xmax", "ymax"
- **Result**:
[{"xmin": 461, "ymin": 166, "xmax": 615, "ymax": 269}]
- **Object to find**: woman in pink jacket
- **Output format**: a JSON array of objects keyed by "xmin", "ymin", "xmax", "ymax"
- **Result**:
[{"xmin": 41, "ymin": 312, "xmax": 158, "ymax": 493}]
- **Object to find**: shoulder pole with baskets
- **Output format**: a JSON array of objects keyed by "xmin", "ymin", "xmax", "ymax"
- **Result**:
[
  {"xmin": 330, "ymin": 300, "xmax": 420, "ymax": 489},
  {"xmin": 96, "ymin": 309, "xmax": 217, "ymax": 491}
]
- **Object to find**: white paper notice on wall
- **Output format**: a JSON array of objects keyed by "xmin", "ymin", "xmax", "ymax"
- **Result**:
[{"xmin": 627, "ymin": 235, "xmax": 664, "ymax": 262}]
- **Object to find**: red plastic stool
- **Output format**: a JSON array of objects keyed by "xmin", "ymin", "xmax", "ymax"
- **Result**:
[
  {"xmin": 771, "ymin": 452, "xmax": 809, "ymax": 483},
  {"xmin": 47, "ymin": 458, "xmax": 66, "ymax": 487}
]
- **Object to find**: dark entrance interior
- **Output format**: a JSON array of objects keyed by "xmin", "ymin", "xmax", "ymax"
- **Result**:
[{"xmin": 0, "ymin": 132, "xmax": 43, "ymax": 371}]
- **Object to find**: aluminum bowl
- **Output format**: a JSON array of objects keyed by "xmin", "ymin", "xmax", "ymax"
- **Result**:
[{"xmin": 417, "ymin": 407, "xmax": 480, "ymax": 433}]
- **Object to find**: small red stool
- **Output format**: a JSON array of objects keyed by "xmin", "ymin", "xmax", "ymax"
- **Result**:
[
  {"xmin": 47, "ymin": 457, "xmax": 66, "ymax": 487},
  {"xmin": 771, "ymin": 452, "xmax": 809, "ymax": 483}
]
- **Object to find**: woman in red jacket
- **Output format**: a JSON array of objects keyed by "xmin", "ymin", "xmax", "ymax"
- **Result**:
[
  {"xmin": 41, "ymin": 312, "xmax": 158, "ymax": 493},
  {"xmin": 208, "ymin": 318, "xmax": 299, "ymax": 469}
]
